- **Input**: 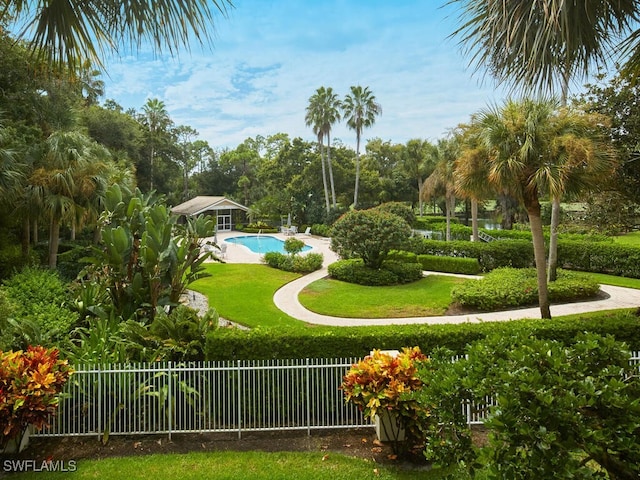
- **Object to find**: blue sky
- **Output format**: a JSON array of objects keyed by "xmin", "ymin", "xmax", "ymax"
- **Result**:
[{"xmin": 101, "ymin": 1, "xmax": 515, "ymax": 151}]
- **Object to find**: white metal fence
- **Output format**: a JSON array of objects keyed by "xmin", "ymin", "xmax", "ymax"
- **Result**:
[
  {"xmin": 34, "ymin": 358, "xmax": 368, "ymax": 440},
  {"xmin": 35, "ymin": 352, "xmax": 640, "ymax": 440}
]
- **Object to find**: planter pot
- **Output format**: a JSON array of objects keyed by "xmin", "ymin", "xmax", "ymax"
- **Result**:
[
  {"xmin": 0, "ymin": 427, "xmax": 32, "ymax": 454},
  {"xmin": 374, "ymin": 410, "xmax": 405, "ymax": 442}
]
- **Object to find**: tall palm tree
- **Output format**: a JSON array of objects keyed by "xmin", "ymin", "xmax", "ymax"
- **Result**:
[
  {"xmin": 2, "ymin": 0, "xmax": 232, "ymax": 71},
  {"xmin": 142, "ymin": 98, "xmax": 172, "ymax": 191},
  {"xmin": 475, "ymin": 97, "xmax": 616, "ymax": 319},
  {"xmin": 305, "ymin": 87, "xmax": 340, "ymax": 211},
  {"xmin": 449, "ymin": 0, "xmax": 636, "ymax": 281},
  {"xmin": 343, "ymin": 86, "xmax": 381, "ymax": 208}
]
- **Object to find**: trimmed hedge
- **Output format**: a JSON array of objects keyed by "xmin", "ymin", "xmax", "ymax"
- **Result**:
[
  {"xmin": 418, "ymin": 254, "xmax": 481, "ymax": 275},
  {"xmin": 558, "ymin": 240, "xmax": 640, "ymax": 277},
  {"xmin": 204, "ymin": 310, "xmax": 640, "ymax": 360},
  {"xmin": 451, "ymin": 268, "xmax": 600, "ymax": 311},
  {"xmin": 263, "ymin": 252, "xmax": 324, "ymax": 273},
  {"xmin": 328, "ymin": 258, "xmax": 423, "ymax": 286}
]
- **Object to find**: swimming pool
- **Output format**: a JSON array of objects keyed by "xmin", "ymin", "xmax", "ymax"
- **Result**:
[{"xmin": 225, "ymin": 235, "xmax": 312, "ymax": 254}]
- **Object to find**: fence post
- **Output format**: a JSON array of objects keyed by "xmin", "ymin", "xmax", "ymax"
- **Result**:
[
  {"xmin": 167, "ymin": 362, "xmax": 172, "ymax": 441},
  {"xmin": 237, "ymin": 360, "xmax": 242, "ymax": 439},
  {"xmin": 306, "ymin": 358, "xmax": 311, "ymax": 436},
  {"xmin": 97, "ymin": 364, "xmax": 102, "ymax": 442}
]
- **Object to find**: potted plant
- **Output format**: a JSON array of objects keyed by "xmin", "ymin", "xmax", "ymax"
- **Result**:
[
  {"xmin": 341, "ymin": 347, "xmax": 428, "ymax": 452},
  {"xmin": 0, "ymin": 346, "xmax": 73, "ymax": 453}
]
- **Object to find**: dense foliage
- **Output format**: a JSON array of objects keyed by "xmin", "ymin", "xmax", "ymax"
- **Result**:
[
  {"xmin": 204, "ymin": 310, "xmax": 640, "ymax": 360},
  {"xmin": 331, "ymin": 207, "xmax": 412, "ymax": 270},
  {"xmin": 328, "ymin": 259, "xmax": 423, "ymax": 286},
  {"xmin": 413, "ymin": 333, "xmax": 640, "ymax": 479},
  {"xmin": 451, "ymin": 267, "xmax": 600, "ymax": 310}
]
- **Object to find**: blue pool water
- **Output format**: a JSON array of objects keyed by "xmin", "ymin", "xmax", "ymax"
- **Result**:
[{"xmin": 225, "ymin": 235, "xmax": 312, "ymax": 254}]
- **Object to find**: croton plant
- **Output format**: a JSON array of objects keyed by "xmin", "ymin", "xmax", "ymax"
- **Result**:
[
  {"xmin": 0, "ymin": 346, "xmax": 73, "ymax": 448},
  {"xmin": 341, "ymin": 346, "xmax": 428, "ymax": 446}
]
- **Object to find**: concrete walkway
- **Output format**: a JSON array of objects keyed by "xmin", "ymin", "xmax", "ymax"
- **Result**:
[{"xmin": 212, "ymin": 231, "xmax": 640, "ymax": 326}]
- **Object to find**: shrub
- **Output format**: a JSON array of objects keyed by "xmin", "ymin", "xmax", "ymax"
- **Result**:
[
  {"xmin": 0, "ymin": 245, "xmax": 34, "ymax": 281},
  {"xmin": 331, "ymin": 208, "xmax": 411, "ymax": 269},
  {"xmin": 418, "ymin": 254, "xmax": 481, "ymax": 275},
  {"xmin": 386, "ymin": 250, "xmax": 418, "ymax": 264},
  {"xmin": 263, "ymin": 251, "xmax": 323, "ymax": 273},
  {"xmin": 451, "ymin": 267, "xmax": 600, "ymax": 311},
  {"xmin": 0, "ymin": 346, "xmax": 73, "ymax": 449},
  {"xmin": 413, "ymin": 333, "xmax": 640, "ymax": 479},
  {"xmin": 204, "ymin": 310, "xmax": 640, "ymax": 360},
  {"xmin": 283, "ymin": 238, "xmax": 305, "ymax": 255},
  {"xmin": 310, "ymin": 223, "xmax": 331, "ymax": 237},
  {"xmin": 342, "ymin": 347, "xmax": 428, "ymax": 452},
  {"xmin": 2, "ymin": 266, "xmax": 79, "ymax": 346},
  {"xmin": 372, "ymin": 202, "xmax": 415, "ymax": 226},
  {"xmin": 380, "ymin": 261, "xmax": 423, "ymax": 284},
  {"xmin": 328, "ymin": 259, "xmax": 422, "ymax": 286}
]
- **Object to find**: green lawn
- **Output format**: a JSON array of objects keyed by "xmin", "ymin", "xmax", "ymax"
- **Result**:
[
  {"xmin": 587, "ymin": 272, "xmax": 640, "ymax": 289},
  {"xmin": 8, "ymin": 451, "xmax": 469, "ymax": 480},
  {"xmin": 191, "ymin": 263, "xmax": 308, "ymax": 330},
  {"xmin": 299, "ymin": 275, "xmax": 466, "ymax": 318},
  {"xmin": 612, "ymin": 231, "xmax": 640, "ymax": 246}
]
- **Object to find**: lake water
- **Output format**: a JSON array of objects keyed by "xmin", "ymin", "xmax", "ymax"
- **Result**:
[{"xmin": 225, "ymin": 235, "xmax": 312, "ymax": 254}]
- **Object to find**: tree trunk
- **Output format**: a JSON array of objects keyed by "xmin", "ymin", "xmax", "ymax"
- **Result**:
[
  {"xmin": 326, "ymin": 132, "xmax": 336, "ymax": 208},
  {"xmin": 445, "ymin": 191, "xmax": 454, "ymax": 241},
  {"xmin": 319, "ymin": 139, "xmax": 330, "ymax": 213},
  {"xmin": 32, "ymin": 219, "xmax": 38, "ymax": 244},
  {"xmin": 471, "ymin": 198, "xmax": 479, "ymax": 242},
  {"xmin": 353, "ymin": 133, "xmax": 361, "ymax": 208},
  {"xmin": 48, "ymin": 217, "xmax": 60, "ymax": 269},
  {"xmin": 21, "ymin": 216, "xmax": 30, "ymax": 257},
  {"xmin": 547, "ymin": 196, "xmax": 561, "ymax": 282},
  {"xmin": 525, "ymin": 193, "xmax": 551, "ymax": 319},
  {"xmin": 417, "ymin": 176, "xmax": 423, "ymax": 216}
]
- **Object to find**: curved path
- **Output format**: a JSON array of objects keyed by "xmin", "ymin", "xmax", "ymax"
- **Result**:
[
  {"xmin": 211, "ymin": 231, "xmax": 640, "ymax": 326},
  {"xmin": 273, "ymin": 268, "xmax": 640, "ymax": 327}
]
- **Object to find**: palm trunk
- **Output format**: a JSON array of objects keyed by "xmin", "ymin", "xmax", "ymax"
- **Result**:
[
  {"xmin": 353, "ymin": 133, "xmax": 361, "ymax": 208},
  {"xmin": 319, "ymin": 138, "xmax": 330, "ymax": 213},
  {"xmin": 326, "ymin": 132, "xmax": 336, "ymax": 208},
  {"xmin": 547, "ymin": 196, "xmax": 561, "ymax": 282},
  {"xmin": 525, "ymin": 192, "xmax": 551, "ymax": 319},
  {"xmin": 471, "ymin": 198, "xmax": 479, "ymax": 242},
  {"xmin": 48, "ymin": 216, "xmax": 60, "ymax": 269},
  {"xmin": 21, "ymin": 216, "xmax": 30, "ymax": 257},
  {"xmin": 445, "ymin": 191, "xmax": 454, "ymax": 241},
  {"xmin": 417, "ymin": 176, "xmax": 424, "ymax": 216}
]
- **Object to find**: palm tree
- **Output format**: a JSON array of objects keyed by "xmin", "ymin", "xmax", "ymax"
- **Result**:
[
  {"xmin": 305, "ymin": 87, "xmax": 341, "ymax": 212},
  {"xmin": 142, "ymin": 99, "xmax": 172, "ymax": 191},
  {"xmin": 28, "ymin": 130, "xmax": 112, "ymax": 268},
  {"xmin": 449, "ymin": 0, "xmax": 635, "ymax": 281},
  {"xmin": 343, "ymin": 86, "xmax": 381, "ymax": 208},
  {"xmin": 2, "ymin": 0, "xmax": 232, "ymax": 71},
  {"xmin": 422, "ymin": 137, "xmax": 458, "ymax": 241},
  {"xmin": 453, "ymin": 123, "xmax": 495, "ymax": 242},
  {"xmin": 475, "ymin": 97, "xmax": 616, "ymax": 319},
  {"xmin": 402, "ymin": 139, "xmax": 436, "ymax": 216}
]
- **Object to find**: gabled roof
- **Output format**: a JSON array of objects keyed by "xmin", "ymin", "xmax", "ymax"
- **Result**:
[{"xmin": 171, "ymin": 196, "xmax": 249, "ymax": 216}]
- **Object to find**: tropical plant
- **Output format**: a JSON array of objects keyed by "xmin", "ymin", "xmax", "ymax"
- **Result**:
[
  {"xmin": 141, "ymin": 98, "xmax": 173, "ymax": 191},
  {"xmin": 330, "ymin": 208, "xmax": 412, "ymax": 269},
  {"xmin": 401, "ymin": 139, "xmax": 436, "ymax": 216},
  {"xmin": 1, "ymin": 0, "xmax": 233, "ymax": 71},
  {"xmin": 473, "ymin": 97, "xmax": 615, "ymax": 319},
  {"xmin": 448, "ymin": 0, "xmax": 634, "ymax": 282},
  {"xmin": 341, "ymin": 347, "xmax": 428, "ymax": 453},
  {"xmin": 342, "ymin": 85, "xmax": 381, "ymax": 208},
  {"xmin": 0, "ymin": 346, "xmax": 73, "ymax": 450},
  {"xmin": 82, "ymin": 184, "xmax": 215, "ymax": 323}
]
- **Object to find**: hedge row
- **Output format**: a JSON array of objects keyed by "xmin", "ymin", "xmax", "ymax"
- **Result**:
[
  {"xmin": 205, "ymin": 310, "xmax": 640, "ymax": 360},
  {"xmin": 410, "ymin": 238, "xmax": 640, "ymax": 277},
  {"xmin": 418, "ymin": 254, "xmax": 481, "ymax": 275}
]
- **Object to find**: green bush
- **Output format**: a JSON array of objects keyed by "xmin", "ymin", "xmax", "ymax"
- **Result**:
[
  {"xmin": 263, "ymin": 252, "xmax": 324, "ymax": 273},
  {"xmin": 328, "ymin": 258, "xmax": 422, "ymax": 286},
  {"xmin": 372, "ymin": 202, "xmax": 415, "ymax": 226},
  {"xmin": 310, "ymin": 223, "xmax": 331, "ymax": 237},
  {"xmin": 386, "ymin": 250, "xmax": 418, "ymax": 264},
  {"xmin": 379, "ymin": 260, "xmax": 423, "ymax": 284},
  {"xmin": 0, "ymin": 245, "xmax": 37, "ymax": 281},
  {"xmin": 558, "ymin": 240, "xmax": 640, "ymax": 277},
  {"xmin": 418, "ymin": 254, "xmax": 481, "ymax": 275},
  {"xmin": 204, "ymin": 310, "xmax": 640, "ymax": 360},
  {"xmin": 451, "ymin": 267, "xmax": 600, "ymax": 311},
  {"xmin": 57, "ymin": 244, "xmax": 93, "ymax": 281},
  {"xmin": 1, "ymin": 267, "xmax": 79, "ymax": 346},
  {"xmin": 413, "ymin": 216, "xmax": 459, "ymax": 230},
  {"xmin": 414, "ymin": 333, "xmax": 640, "ymax": 479}
]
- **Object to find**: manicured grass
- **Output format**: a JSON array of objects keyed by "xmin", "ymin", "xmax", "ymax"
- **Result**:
[
  {"xmin": 191, "ymin": 263, "xmax": 308, "ymax": 330},
  {"xmin": 299, "ymin": 275, "xmax": 466, "ymax": 318},
  {"xmin": 612, "ymin": 231, "xmax": 640, "ymax": 246},
  {"xmin": 8, "ymin": 451, "xmax": 468, "ymax": 480},
  {"xmin": 587, "ymin": 272, "xmax": 640, "ymax": 289}
]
